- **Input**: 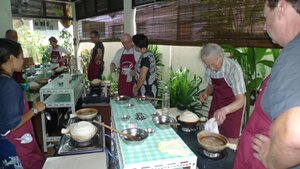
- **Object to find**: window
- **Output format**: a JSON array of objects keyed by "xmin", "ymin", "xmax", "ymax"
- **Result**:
[{"xmin": 33, "ymin": 20, "xmax": 58, "ymax": 31}]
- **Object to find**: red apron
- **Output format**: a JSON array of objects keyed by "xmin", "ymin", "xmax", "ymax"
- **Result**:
[
  {"xmin": 233, "ymin": 76, "xmax": 271, "ymax": 169},
  {"xmin": 5, "ymin": 94, "xmax": 44, "ymax": 169},
  {"xmin": 209, "ymin": 78, "xmax": 243, "ymax": 138},
  {"xmin": 88, "ymin": 51, "xmax": 102, "ymax": 81},
  {"xmin": 118, "ymin": 50, "xmax": 136, "ymax": 97},
  {"xmin": 51, "ymin": 50, "xmax": 64, "ymax": 66}
]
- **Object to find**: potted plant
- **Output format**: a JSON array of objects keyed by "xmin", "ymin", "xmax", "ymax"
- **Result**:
[{"xmin": 160, "ymin": 67, "xmax": 205, "ymax": 116}]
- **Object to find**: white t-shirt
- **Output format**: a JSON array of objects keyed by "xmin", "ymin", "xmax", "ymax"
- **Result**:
[{"xmin": 111, "ymin": 47, "xmax": 141, "ymax": 68}]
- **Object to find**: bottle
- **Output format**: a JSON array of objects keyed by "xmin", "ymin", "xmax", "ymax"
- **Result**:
[
  {"xmin": 162, "ymin": 86, "xmax": 170, "ymax": 115},
  {"xmin": 21, "ymin": 78, "xmax": 31, "ymax": 101}
]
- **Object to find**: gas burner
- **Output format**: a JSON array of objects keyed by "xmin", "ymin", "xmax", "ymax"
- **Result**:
[
  {"xmin": 69, "ymin": 135, "xmax": 98, "ymax": 148},
  {"xmin": 179, "ymin": 126, "xmax": 198, "ymax": 132},
  {"xmin": 57, "ymin": 115, "xmax": 104, "ymax": 156},
  {"xmin": 199, "ymin": 148, "xmax": 227, "ymax": 161}
]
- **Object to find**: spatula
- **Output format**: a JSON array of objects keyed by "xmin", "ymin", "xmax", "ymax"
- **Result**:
[{"xmin": 93, "ymin": 120, "xmax": 139, "ymax": 141}]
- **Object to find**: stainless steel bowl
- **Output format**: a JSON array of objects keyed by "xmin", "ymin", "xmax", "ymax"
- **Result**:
[
  {"xmin": 152, "ymin": 115, "xmax": 177, "ymax": 129},
  {"xmin": 114, "ymin": 95, "xmax": 130, "ymax": 104},
  {"xmin": 120, "ymin": 115, "xmax": 130, "ymax": 121},
  {"xmin": 120, "ymin": 128, "xmax": 148, "ymax": 144},
  {"xmin": 136, "ymin": 96, "xmax": 150, "ymax": 104}
]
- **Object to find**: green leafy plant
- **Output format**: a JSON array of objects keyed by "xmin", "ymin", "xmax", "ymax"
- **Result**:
[
  {"xmin": 148, "ymin": 44, "xmax": 164, "ymax": 81},
  {"xmin": 16, "ymin": 25, "xmax": 48, "ymax": 64},
  {"xmin": 79, "ymin": 49, "xmax": 90, "ymax": 85},
  {"xmin": 162, "ymin": 67, "xmax": 204, "ymax": 115},
  {"xmin": 221, "ymin": 44, "xmax": 280, "ymax": 127},
  {"xmin": 59, "ymin": 29, "xmax": 73, "ymax": 54}
]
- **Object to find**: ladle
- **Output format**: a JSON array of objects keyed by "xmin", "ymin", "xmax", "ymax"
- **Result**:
[{"xmin": 93, "ymin": 120, "xmax": 139, "ymax": 141}]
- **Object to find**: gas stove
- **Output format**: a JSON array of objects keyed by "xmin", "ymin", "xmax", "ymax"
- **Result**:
[
  {"xmin": 175, "ymin": 128, "xmax": 235, "ymax": 169},
  {"xmin": 83, "ymin": 86, "xmax": 110, "ymax": 104},
  {"xmin": 57, "ymin": 115, "xmax": 105, "ymax": 156}
]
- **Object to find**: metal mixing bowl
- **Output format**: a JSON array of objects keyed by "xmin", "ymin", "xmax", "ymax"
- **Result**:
[
  {"xmin": 120, "ymin": 128, "xmax": 148, "ymax": 144},
  {"xmin": 136, "ymin": 96, "xmax": 150, "ymax": 104},
  {"xmin": 152, "ymin": 115, "xmax": 177, "ymax": 129},
  {"xmin": 114, "ymin": 95, "xmax": 130, "ymax": 104}
]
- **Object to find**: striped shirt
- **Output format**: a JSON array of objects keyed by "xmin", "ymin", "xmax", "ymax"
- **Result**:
[{"xmin": 204, "ymin": 56, "xmax": 246, "ymax": 95}]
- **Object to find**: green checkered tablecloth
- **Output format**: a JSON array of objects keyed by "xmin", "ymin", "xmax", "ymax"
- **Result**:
[{"xmin": 111, "ymin": 99, "xmax": 197, "ymax": 169}]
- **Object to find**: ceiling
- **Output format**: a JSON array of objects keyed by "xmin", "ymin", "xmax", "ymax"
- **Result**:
[{"xmin": 10, "ymin": 0, "xmax": 74, "ymax": 19}]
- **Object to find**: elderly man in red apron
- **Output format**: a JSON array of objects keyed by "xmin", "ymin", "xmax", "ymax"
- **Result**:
[
  {"xmin": 88, "ymin": 30, "xmax": 105, "ymax": 81},
  {"xmin": 199, "ymin": 43, "xmax": 246, "ymax": 144},
  {"xmin": 110, "ymin": 33, "xmax": 140, "ymax": 97},
  {"xmin": 234, "ymin": 0, "xmax": 300, "ymax": 168}
]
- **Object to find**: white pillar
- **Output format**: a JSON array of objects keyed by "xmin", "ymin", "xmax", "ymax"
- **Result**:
[
  {"xmin": 0, "ymin": 0, "xmax": 13, "ymax": 38},
  {"xmin": 72, "ymin": 2, "xmax": 81, "ymax": 72},
  {"xmin": 123, "ymin": 0, "xmax": 135, "ymax": 35}
]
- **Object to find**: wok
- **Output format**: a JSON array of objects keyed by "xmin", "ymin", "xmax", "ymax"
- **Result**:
[
  {"xmin": 70, "ymin": 108, "xmax": 98, "ymax": 120},
  {"xmin": 197, "ymin": 130, "xmax": 228, "ymax": 153}
]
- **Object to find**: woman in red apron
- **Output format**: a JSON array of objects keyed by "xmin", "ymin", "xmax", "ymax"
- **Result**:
[
  {"xmin": 46, "ymin": 37, "xmax": 69, "ymax": 66},
  {"xmin": 233, "ymin": 77, "xmax": 271, "ymax": 169},
  {"xmin": 0, "ymin": 38, "xmax": 45, "ymax": 169},
  {"xmin": 118, "ymin": 50, "xmax": 136, "ymax": 97}
]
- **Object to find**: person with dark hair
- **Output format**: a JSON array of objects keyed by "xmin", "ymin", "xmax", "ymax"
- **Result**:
[
  {"xmin": 5, "ymin": 29, "xmax": 23, "ymax": 83},
  {"xmin": 234, "ymin": 0, "xmax": 300, "ymax": 169},
  {"xmin": 88, "ymin": 30, "xmax": 105, "ymax": 81},
  {"xmin": 132, "ymin": 34, "xmax": 157, "ymax": 98},
  {"xmin": 5, "ymin": 29, "xmax": 18, "ymax": 42},
  {"xmin": 110, "ymin": 33, "xmax": 140, "ymax": 97},
  {"xmin": 45, "ymin": 36, "xmax": 70, "ymax": 66},
  {"xmin": 0, "ymin": 38, "xmax": 45, "ymax": 169}
]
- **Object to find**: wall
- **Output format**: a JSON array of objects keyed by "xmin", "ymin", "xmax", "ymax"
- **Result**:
[{"xmin": 0, "ymin": 0, "xmax": 13, "ymax": 38}]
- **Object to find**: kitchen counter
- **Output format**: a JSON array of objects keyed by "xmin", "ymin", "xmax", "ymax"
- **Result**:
[
  {"xmin": 111, "ymin": 99, "xmax": 197, "ymax": 169},
  {"xmin": 43, "ymin": 152, "xmax": 107, "ymax": 169}
]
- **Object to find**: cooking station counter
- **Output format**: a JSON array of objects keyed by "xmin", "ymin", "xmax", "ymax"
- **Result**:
[
  {"xmin": 110, "ymin": 99, "xmax": 197, "ymax": 169},
  {"xmin": 168, "ymin": 108, "xmax": 236, "ymax": 169},
  {"xmin": 42, "ymin": 152, "xmax": 107, "ymax": 169}
]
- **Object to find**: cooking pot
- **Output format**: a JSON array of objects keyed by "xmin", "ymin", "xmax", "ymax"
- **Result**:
[
  {"xmin": 176, "ymin": 111, "xmax": 200, "ymax": 131},
  {"xmin": 70, "ymin": 108, "xmax": 98, "ymax": 120},
  {"xmin": 61, "ymin": 121, "xmax": 97, "ymax": 142},
  {"xmin": 197, "ymin": 130, "xmax": 228, "ymax": 153},
  {"xmin": 90, "ymin": 79, "xmax": 101, "ymax": 87}
]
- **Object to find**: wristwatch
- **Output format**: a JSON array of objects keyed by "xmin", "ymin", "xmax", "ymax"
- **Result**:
[{"xmin": 30, "ymin": 108, "xmax": 39, "ymax": 115}]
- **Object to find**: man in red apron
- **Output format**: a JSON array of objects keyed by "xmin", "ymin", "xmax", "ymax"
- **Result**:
[
  {"xmin": 111, "ymin": 33, "xmax": 140, "ymax": 97},
  {"xmin": 234, "ymin": 1, "xmax": 300, "ymax": 168},
  {"xmin": 88, "ymin": 30, "xmax": 104, "ymax": 81},
  {"xmin": 199, "ymin": 43, "xmax": 246, "ymax": 144}
]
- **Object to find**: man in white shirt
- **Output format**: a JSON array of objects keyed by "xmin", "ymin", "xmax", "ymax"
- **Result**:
[{"xmin": 110, "ymin": 33, "xmax": 140, "ymax": 97}]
